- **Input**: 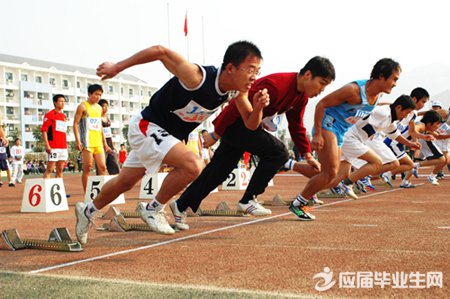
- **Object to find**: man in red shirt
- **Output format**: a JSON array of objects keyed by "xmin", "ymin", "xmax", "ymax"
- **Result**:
[
  {"xmin": 41, "ymin": 94, "xmax": 68, "ymax": 178},
  {"xmin": 170, "ymin": 56, "xmax": 335, "ymax": 230}
]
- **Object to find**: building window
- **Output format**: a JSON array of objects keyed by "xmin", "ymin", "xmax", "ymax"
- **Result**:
[
  {"xmin": 121, "ymin": 87, "xmax": 124, "ymax": 95},
  {"xmin": 37, "ymin": 92, "xmax": 44, "ymax": 100},
  {"xmin": 6, "ymin": 72, "xmax": 13, "ymax": 83},
  {"xmin": 129, "ymin": 88, "xmax": 133, "ymax": 96},
  {"xmin": 21, "ymin": 74, "xmax": 28, "ymax": 82},
  {"xmin": 76, "ymin": 81, "xmax": 81, "ymax": 88},
  {"xmin": 62, "ymin": 79, "xmax": 69, "ymax": 89},
  {"xmin": 6, "ymin": 89, "xmax": 14, "ymax": 97},
  {"xmin": 109, "ymin": 86, "xmax": 113, "ymax": 93},
  {"xmin": 148, "ymin": 91, "xmax": 152, "ymax": 97},
  {"xmin": 140, "ymin": 90, "xmax": 143, "ymax": 96},
  {"xmin": 49, "ymin": 78, "xmax": 56, "ymax": 86},
  {"xmin": 36, "ymin": 76, "xmax": 42, "ymax": 83}
]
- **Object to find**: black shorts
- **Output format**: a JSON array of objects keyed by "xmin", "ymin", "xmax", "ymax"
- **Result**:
[{"xmin": 0, "ymin": 159, "xmax": 9, "ymax": 171}]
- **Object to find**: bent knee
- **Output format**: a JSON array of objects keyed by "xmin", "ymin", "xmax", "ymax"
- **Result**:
[{"xmin": 183, "ymin": 157, "xmax": 204, "ymax": 180}]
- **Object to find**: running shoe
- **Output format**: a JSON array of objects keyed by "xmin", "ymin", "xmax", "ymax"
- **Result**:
[
  {"xmin": 289, "ymin": 202, "xmax": 315, "ymax": 221},
  {"xmin": 427, "ymin": 175, "xmax": 439, "ymax": 186},
  {"xmin": 75, "ymin": 202, "xmax": 94, "ymax": 245},
  {"xmin": 309, "ymin": 194, "xmax": 324, "ymax": 205},
  {"xmin": 355, "ymin": 180, "xmax": 367, "ymax": 193},
  {"xmin": 169, "ymin": 201, "xmax": 189, "ymax": 230},
  {"xmin": 330, "ymin": 184, "xmax": 345, "ymax": 196},
  {"xmin": 380, "ymin": 173, "xmax": 393, "ymax": 188},
  {"xmin": 341, "ymin": 183, "xmax": 358, "ymax": 199},
  {"xmin": 237, "ymin": 199, "xmax": 272, "ymax": 216},
  {"xmin": 400, "ymin": 181, "xmax": 416, "ymax": 188},
  {"xmin": 359, "ymin": 176, "xmax": 375, "ymax": 191},
  {"xmin": 412, "ymin": 166, "xmax": 419, "ymax": 179},
  {"xmin": 139, "ymin": 205, "xmax": 175, "ymax": 234}
]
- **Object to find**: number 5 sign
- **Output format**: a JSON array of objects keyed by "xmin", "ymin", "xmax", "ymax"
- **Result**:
[
  {"xmin": 21, "ymin": 178, "xmax": 68, "ymax": 213},
  {"xmin": 84, "ymin": 175, "xmax": 125, "ymax": 205}
]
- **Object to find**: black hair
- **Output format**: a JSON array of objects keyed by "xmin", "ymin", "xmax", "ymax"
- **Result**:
[
  {"xmin": 88, "ymin": 84, "xmax": 103, "ymax": 94},
  {"xmin": 201, "ymin": 129, "xmax": 208, "ymax": 134},
  {"xmin": 52, "ymin": 94, "xmax": 66, "ymax": 105},
  {"xmin": 410, "ymin": 87, "xmax": 429, "ymax": 100},
  {"xmin": 98, "ymin": 99, "xmax": 108, "ymax": 106},
  {"xmin": 299, "ymin": 56, "xmax": 335, "ymax": 80},
  {"xmin": 421, "ymin": 110, "xmax": 442, "ymax": 125},
  {"xmin": 370, "ymin": 58, "xmax": 401, "ymax": 80},
  {"xmin": 390, "ymin": 95, "xmax": 416, "ymax": 110},
  {"xmin": 220, "ymin": 41, "xmax": 262, "ymax": 70}
]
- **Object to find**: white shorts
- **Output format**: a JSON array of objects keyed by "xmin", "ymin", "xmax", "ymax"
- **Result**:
[
  {"xmin": 418, "ymin": 139, "xmax": 443, "ymax": 159},
  {"xmin": 47, "ymin": 148, "xmax": 68, "ymax": 162},
  {"xmin": 343, "ymin": 133, "xmax": 397, "ymax": 167},
  {"xmin": 434, "ymin": 139, "xmax": 449, "ymax": 153},
  {"xmin": 123, "ymin": 114, "xmax": 180, "ymax": 174}
]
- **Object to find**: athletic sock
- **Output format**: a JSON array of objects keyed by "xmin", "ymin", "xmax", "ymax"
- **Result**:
[
  {"xmin": 84, "ymin": 202, "xmax": 98, "ymax": 219},
  {"xmin": 343, "ymin": 178, "xmax": 353, "ymax": 186},
  {"xmin": 293, "ymin": 194, "xmax": 308, "ymax": 207},
  {"xmin": 147, "ymin": 197, "xmax": 165, "ymax": 212}
]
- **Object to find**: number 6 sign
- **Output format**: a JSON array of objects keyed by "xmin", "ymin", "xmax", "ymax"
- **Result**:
[{"xmin": 21, "ymin": 178, "xmax": 68, "ymax": 213}]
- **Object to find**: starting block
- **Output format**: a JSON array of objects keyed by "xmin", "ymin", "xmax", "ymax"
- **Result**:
[
  {"xmin": 222, "ymin": 168, "xmax": 249, "ymax": 190},
  {"xmin": 0, "ymin": 227, "xmax": 82, "ymax": 252},
  {"xmin": 263, "ymin": 194, "xmax": 290, "ymax": 206},
  {"xmin": 21, "ymin": 178, "xmax": 68, "ymax": 213},
  {"xmin": 100, "ymin": 202, "xmax": 146, "ymax": 220},
  {"xmin": 197, "ymin": 201, "xmax": 245, "ymax": 217},
  {"xmin": 139, "ymin": 172, "xmax": 168, "ymax": 199},
  {"xmin": 84, "ymin": 175, "xmax": 125, "ymax": 205},
  {"xmin": 98, "ymin": 214, "xmax": 153, "ymax": 232}
]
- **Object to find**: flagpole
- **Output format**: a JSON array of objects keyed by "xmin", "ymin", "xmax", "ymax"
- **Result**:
[
  {"xmin": 201, "ymin": 16, "xmax": 205, "ymax": 64},
  {"xmin": 167, "ymin": 3, "xmax": 171, "ymax": 48},
  {"xmin": 185, "ymin": 10, "xmax": 189, "ymax": 61}
]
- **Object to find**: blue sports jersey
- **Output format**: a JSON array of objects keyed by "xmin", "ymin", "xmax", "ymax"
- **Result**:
[
  {"xmin": 140, "ymin": 65, "xmax": 237, "ymax": 141},
  {"xmin": 320, "ymin": 79, "xmax": 381, "ymax": 146}
]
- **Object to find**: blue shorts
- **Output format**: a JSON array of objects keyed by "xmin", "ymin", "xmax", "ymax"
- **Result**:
[
  {"xmin": 0, "ymin": 159, "xmax": 8, "ymax": 171},
  {"xmin": 314, "ymin": 114, "xmax": 348, "ymax": 148}
]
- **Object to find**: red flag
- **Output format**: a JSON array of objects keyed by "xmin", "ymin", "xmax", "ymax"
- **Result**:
[{"xmin": 183, "ymin": 12, "xmax": 188, "ymax": 36}]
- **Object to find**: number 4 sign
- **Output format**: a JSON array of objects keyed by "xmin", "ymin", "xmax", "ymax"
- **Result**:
[
  {"xmin": 21, "ymin": 178, "xmax": 68, "ymax": 213},
  {"xmin": 139, "ymin": 172, "xmax": 168, "ymax": 199}
]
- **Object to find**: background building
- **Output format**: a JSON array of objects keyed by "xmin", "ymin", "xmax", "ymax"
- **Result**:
[{"xmin": 0, "ymin": 53, "xmax": 158, "ymax": 152}]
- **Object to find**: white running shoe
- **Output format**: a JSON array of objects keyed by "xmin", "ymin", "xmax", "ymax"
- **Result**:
[
  {"xmin": 139, "ymin": 206, "xmax": 175, "ymax": 234},
  {"xmin": 237, "ymin": 199, "xmax": 272, "ymax": 216},
  {"xmin": 75, "ymin": 202, "xmax": 93, "ymax": 245},
  {"xmin": 427, "ymin": 175, "xmax": 439, "ymax": 186},
  {"xmin": 169, "ymin": 201, "xmax": 189, "ymax": 230},
  {"xmin": 309, "ymin": 194, "xmax": 324, "ymax": 205},
  {"xmin": 341, "ymin": 183, "xmax": 359, "ymax": 199}
]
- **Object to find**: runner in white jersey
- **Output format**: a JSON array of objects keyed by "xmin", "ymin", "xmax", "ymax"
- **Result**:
[
  {"xmin": 329, "ymin": 95, "xmax": 420, "ymax": 199},
  {"xmin": 404, "ymin": 110, "xmax": 448, "ymax": 185},
  {"xmin": 75, "ymin": 41, "xmax": 270, "ymax": 244},
  {"xmin": 381, "ymin": 88, "xmax": 432, "ymax": 188}
]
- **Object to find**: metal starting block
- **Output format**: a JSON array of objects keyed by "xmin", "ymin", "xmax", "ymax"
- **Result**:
[
  {"xmin": 263, "ymin": 194, "xmax": 291, "ymax": 206},
  {"xmin": 317, "ymin": 191, "xmax": 345, "ymax": 198},
  {"xmin": 100, "ymin": 214, "xmax": 152, "ymax": 232},
  {"xmin": 0, "ymin": 228, "xmax": 83, "ymax": 252},
  {"xmin": 100, "ymin": 202, "xmax": 147, "ymax": 220},
  {"xmin": 197, "ymin": 201, "xmax": 245, "ymax": 217}
]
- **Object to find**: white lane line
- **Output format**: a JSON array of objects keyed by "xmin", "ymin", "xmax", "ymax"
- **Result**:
[
  {"xmin": 28, "ymin": 187, "xmax": 405, "ymax": 274},
  {"xmin": 438, "ymin": 227, "xmax": 450, "ymax": 229},
  {"xmin": 352, "ymin": 224, "xmax": 378, "ymax": 227}
]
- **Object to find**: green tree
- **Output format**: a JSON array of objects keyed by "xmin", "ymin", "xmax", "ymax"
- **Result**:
[
  {"xmin": 122, "ymin": 124, "xmax": 129, "ymax": 148},
  {"xmin": 8, "ymin": 128, "xmax": 21, "ymax": 143},
  {"xmin": 31, "ymin": 125, "xmax": 44, "ymax": 152}
]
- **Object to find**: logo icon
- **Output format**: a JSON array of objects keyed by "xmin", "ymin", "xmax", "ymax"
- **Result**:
[{"xmin": 313, "ymin": 267, "xmax": 336, "ymax": 292}]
